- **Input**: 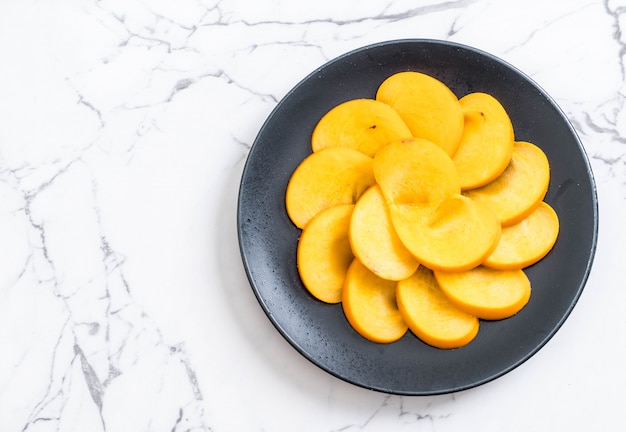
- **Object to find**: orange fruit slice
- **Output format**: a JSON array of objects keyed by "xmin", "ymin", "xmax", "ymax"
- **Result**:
[
  {"xmin": 453, "ymin": 92, "xmax": 515, "ymax": 190},
  {"xmin": 297, "ymin": 204, "xmax": 354, "ymax": 303},
  {"xmin": 463, "ymin": 141, "xmax": 550, "ymax": 226},
  {"xmin": 349, "ymin": 185, "xmax": 419, "ymax": 281},
  {"xmin": 435, "ymin": 266, "xmax": 531, "ymax": 320},
  {"xmin": 342, "ymin": 259, "xmax": 408, "ymax": 343},
  {"xmin": 484, "ymin": 201, "xmax": 560, "ymax": 270},
  {"xmin": 397, "ymin": 266, "xmax": 479, "ymax": 349},
  {"xmin": 312, "ymin": 98, "xmax": 412, "ymax": 157},
  {"xmin": 286, "ymin": 147, "xmax": 375, "ymax": 229},
  {"xmin": 376, "ymin": 71, "xmax": 464, "ymax": 156}
]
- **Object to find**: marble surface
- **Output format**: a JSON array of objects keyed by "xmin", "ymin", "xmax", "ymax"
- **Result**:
[{"xmin": 0, "ymin": 0, "xmax": 624, "ymax": 430}]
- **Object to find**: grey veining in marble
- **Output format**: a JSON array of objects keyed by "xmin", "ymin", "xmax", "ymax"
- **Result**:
[{"xmin": 0, "ymin": 1, "xmax": 624, "ymax": 431}]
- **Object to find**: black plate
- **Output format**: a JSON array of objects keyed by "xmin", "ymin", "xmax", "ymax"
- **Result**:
[{"xmin": 237, "ymin": 39, "xmax": 598, "ymax": 395}]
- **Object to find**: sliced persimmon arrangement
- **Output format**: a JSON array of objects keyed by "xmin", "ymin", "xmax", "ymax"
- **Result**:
[{"xmin": 286, "ymin": 71, "xmax": 559, "ymax": 350}]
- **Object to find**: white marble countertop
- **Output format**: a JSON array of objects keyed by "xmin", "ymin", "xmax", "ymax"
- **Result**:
[{"xmin": 1, "ymin": 0, "xmax": 624, "ymax": 430}]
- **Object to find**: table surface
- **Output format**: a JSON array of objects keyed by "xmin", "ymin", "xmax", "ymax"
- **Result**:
[{"xmin": 0, "ymin": 1, "xmax": 624, "ymax": 431}]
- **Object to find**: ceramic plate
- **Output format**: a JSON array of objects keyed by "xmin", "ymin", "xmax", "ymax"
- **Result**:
[{"xmin": 237, "ymin": 39, "xmax": 598, "ymax": 395}]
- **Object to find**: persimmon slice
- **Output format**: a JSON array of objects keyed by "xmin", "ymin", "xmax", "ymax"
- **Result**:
[
  {"xmin": 463, "ymin": 141, "xmax": 550, "ymax": 226},
  {"xmin": 376, "ymin": 71, "xmax": 464, "ymax": 156},
  {"xmin": 484, "ymin": 201, "xmax": 560, "ymax": 270},
  {"xmin": 396, "ymin": 266, "xmax": 479, "ymax": 349},
  {"xmin": 283, "ymin": 69, "xmax": 561, "ymax": 350},
  {"xmin": 389, "ymin": 195, "xmax": 501, "ymax": 272},
  {"xmin": 311, "ymin": 98, "xmax": 412, "ymax": 157},
  {"xmin": 342, "ymin": 259, "xmax": 408, "ymax": 343},
  {"xmin": 434, "ymin": 266, "xmax": 531, "ymax": 320},
  {"xmin": 453, "ymin": 92, "xmax": 514, "ymax": 190},
  {"xmin": 297, "ymin": 204, "xmax": 354, "ymax": 303},
  {"xmin": 286, "ymin": 147, "xmax": 376, "ymax": 229},
  {"xmin": 349, "ymin": 185, "xmax": 419, "ymax": 281},
  {"xmin": 373, "ymin": 137, "xmax": 460, "ymax": 206}
]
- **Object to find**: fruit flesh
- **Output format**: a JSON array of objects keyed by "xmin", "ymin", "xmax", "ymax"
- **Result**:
[
  {"xmin": 376, "ymin": 71, "xmax": 464, "ymax": 156},
  {"xmin": 349, "ymin": 185, "xmax": 419, "ymax": 281},
  {"xmin": 297, "ymin": 204, "xmax": 355, "ymax": 303},
  {"xmin": 453, "ymin": 92, "xmax": 515, "ymax": 190},
  {"xmin": 397, "ymin": 266, "xmax": 479, "ymax": 349},
  {"xmin": 342, "ymin": 259, "xmax": 408, "ymax": 343},
  {"xmin": 463, "ymin": 141, "xmax": 550, "ymax": 226},
  {"xmin": 286, "ymin": 147, "xmax": 376, "ymax": 229},
  {"xmin": 435, "ymin": 266, "xmax": 531, "ymax": 320},
  {"xmin": 373, "ymin": 137, "xmax": 460, "ymax": 206},
  {"xmin": 312, "ymin": 98, "xmax": 412, "ymax": 157},
  {"xmin": 483, "ymin": 201, "xmax": 560, "ymax": 270},
  {"xmin": 389, "ymin": 195, "xmax": 501, "ymax": 272}
]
